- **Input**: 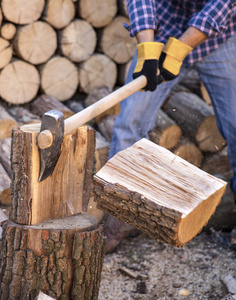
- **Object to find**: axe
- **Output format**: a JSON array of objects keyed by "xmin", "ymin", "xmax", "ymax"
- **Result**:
[{"xmin": 31, "ymin": 75, "xmax": 147, "ymax": 181}]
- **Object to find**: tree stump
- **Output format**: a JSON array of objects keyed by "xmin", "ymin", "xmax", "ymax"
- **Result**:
[
  {"xmin": 0, "ymin": 37, "xmax": 12, "ymax": 69},
  {"xmin": 40, "ymin": 56, "xmax": 79, "ymax": 101},
  {"xmin": 79, "ymin": 54, "xmax": 117, "ymax": 94},
  {"xmin": 0, "ymin": 23, "xmax": 17, "ymax": 40},
  {"xmin": 58, "ymin": 19, "xmax": 96, "ymax": 63},
  {"xmin": 0, "ymin": 60, "xmax": 40, "ymax": 104},
  {"xmin": 93, "ymin": 138, "xmax": 227, "ymax": 247},
  {"xmin": 14, "ymin": 21, "xmax": 57, "ymax": 65},
  {"xmin": 0, "ymin": 213, "xmax": 106, "ymax": 300},
  {"xmin": 43, "ymin": 0, "xmax": 75, "ymax": 29},
  {"xmin": 0, "ymin": 104, "xmax": 17, "ymax": 139},
  {"xmin": 98, "ymin": 16, "xmax": 136, "ymax": 64},
  {"xmin": 78, "ymin": 0, "xmax": 117, "ymax": 28},
  {"xmin": 1, "ymin": 0, "xmax": 45, "ymax": 25}
]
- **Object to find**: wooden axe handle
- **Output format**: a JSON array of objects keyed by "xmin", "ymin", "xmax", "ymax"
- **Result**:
[{"xmin": 38, "ymin": 75, "xmax": 147, "ymax": 149}]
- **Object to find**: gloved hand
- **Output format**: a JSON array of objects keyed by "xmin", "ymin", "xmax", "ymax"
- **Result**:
[
  {"xmin": 133, "ymin": 42, "xmax": 164, "ymax": 91},
  {"xmin": 159, "ymin": 37, "xmax": 193, "ymax": 82}
]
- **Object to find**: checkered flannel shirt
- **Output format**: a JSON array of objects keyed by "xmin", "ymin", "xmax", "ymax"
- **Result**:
[{"xmin": 125, "ymin": 0, "xmax": 236, "ymax": 65}]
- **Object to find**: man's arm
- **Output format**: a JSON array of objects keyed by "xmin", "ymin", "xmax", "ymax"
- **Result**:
[{"xmin": 179, "ymin": 26, "xmax": 208, "ymax": 48}]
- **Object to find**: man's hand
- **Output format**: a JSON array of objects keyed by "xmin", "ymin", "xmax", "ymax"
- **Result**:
[
  {"xmin": 133, "ymin": 42, "xmax": 164, "ymax": 91},
  {"xmin": 159, "ymin": 37, "xmax": 193, "ymax": 82}
]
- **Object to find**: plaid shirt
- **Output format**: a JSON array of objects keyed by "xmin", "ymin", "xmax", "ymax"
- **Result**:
[{"xmin": 125, "ymin": 0, "xmax": 236, "ymax": 65}]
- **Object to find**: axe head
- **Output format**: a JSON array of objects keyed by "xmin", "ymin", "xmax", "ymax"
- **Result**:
[{"xmin": 38, "ymin": 110, "xmax": 64, "ymax": 182}]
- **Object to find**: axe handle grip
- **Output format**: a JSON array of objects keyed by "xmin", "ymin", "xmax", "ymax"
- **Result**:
[{"xmin": 38, "ymin": 75, "xmax": 147, "ymax": 149}]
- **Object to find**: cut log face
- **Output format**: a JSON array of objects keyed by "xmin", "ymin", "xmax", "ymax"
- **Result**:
[
  {"xmin": 1, "ymin": 0, "xmax": 45, "ymax": 25},
  {"xmin": 0, "ymin": 37, "xmax": 12, "ymax": 69},
  {"xmin": 14, "ymin": 21, "xmax": 57, "ymax": 65},
  {"xmin": 43, "ymin": 0, "xmax": 75, "ymax": 29},
  {"xmin": 78, "ymin": 0, "xmax": 117, "ymax": 28},
  {"xmin": 58, "ymin": 19, "xmax": 96, "ymax": 63},
  {"xmin": 0, "ymin": 60, "xmax": 40, "ymax": 104},
  {"xmin": 93, "ymin": 138, "xmax": 227, "ymax": 247},
  {"xmin": 0, "ymin": 22, "xmax": 17, "ymax": 40}
]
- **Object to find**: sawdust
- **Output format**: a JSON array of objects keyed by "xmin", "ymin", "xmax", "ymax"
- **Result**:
[{"xmin": 98, "ymin": 230, "xmax": 236, "ymax": 300}]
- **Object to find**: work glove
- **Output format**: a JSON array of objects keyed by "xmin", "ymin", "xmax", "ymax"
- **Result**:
[
  {"xmin": 159, "ymin": 37, "xmax": 193, "ymax": 82},
  {"xmin": 133, "ymin": 42, "xmax": 164, "ymax": 91}
]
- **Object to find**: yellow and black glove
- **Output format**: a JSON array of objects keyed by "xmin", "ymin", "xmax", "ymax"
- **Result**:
[
  {"xmin": 159, "ymin": 37, "xmax": 193, "ymax": 82},
  {"xmin": 133, "ymin": 42, "xmax": 164, "ymax": 91}
]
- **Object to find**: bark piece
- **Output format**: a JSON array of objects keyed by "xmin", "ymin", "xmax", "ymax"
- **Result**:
[
  {"xmin": 0, "ymin": 137, "xmax": 12, "ymax": 176},
  {"xmin": 79, "ymin": 54, "xmax": 117, "ymax": 94},
  {"xmin": 0, "ymin": 60, "xmax": 40, "ymax": 104},
  {"xmin": 58, "ymin": 19, "xmax": 96, "ymax": 63},
  {"xmin": 14, "ymin": 21, "xmax": 57, "ymax": 65},
  {"xmin": 40, "ymin": 56, "xmax": 79, "ymax": 101},
  {"xmin": 78, "ymin": 0, "xmax": 117, "ymax": 28},
  {"xmin": 0, "ymin": 163, "xmax": 11, "ymax": 205},
  {"xmin": 11, "ymin": 125, "xmax": 95, "ymax": 225},
  {"xmin": 8, "ymin": 107, "xmax": 41, "ymax": 125},
  {"xmin": 31, "ymin": 94, "xmax": 74, "ymax": 119},
  {"xmin": 0, "ymin": 37, "xmax": 12, "ymax": 69},
  {"xmin": 149, "ymin": 109, "xmax": 182, "ymax": 150},
  {"xmin": 0, "ymin": 213, "xmax": 106, "ymax": 300},
  {"xmin": 1, "ymin": 0, "xmax": 45, "ymax": 25},
  {"xmin": 162, "ymin": 92, "xmax": 226, "ymax": 152},
  {"xmin": 0, "ymin": 104, "xmax": 17, "ymax": 139},
  {"xmin": 0, "ymin": 23, "xmax": 17, "ymax": 40},
  {"xmin": 98, "ymin": 16, "xmax": 136, "ymax": 64},
  {"xmin": 93, "ymin": 138, "xmax": 227, "ymax": 247},
  {"xmin": 43, "ymin": 0, "xmax": 75, "ymax": 29}
]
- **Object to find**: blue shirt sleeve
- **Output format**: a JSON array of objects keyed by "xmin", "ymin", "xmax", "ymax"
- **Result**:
[{"xmin": 188, "ymin": 0, "xmax": 236, "ymax": 37}]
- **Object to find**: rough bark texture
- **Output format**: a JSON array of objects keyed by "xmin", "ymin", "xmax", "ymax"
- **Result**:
[
  {"xmin": 0, "ymin": 214, "xmax": 106, "ymax": 300},
  {"xmin": 8, "ymin": 106, "xmax": 41, "ymax": 125}
]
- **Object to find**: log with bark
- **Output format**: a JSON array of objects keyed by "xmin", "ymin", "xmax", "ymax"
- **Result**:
[
  {"xmin": 148, "ymin": 109, "xmax": 182, "ymax": 150},
  {"xmin": 0, "ymin": 22, "xmax": 16, "ymax": 40},
  {"xmin": 0, "ymin": 104, "xmax": 17, "ymax": 140},
  {"xmin": 10, "ymin": 125, "xmax": 95, "ymax": 225},
  {"xmin": 8, "ymin": 106, "xmax": 41, "ymax": 125},
  {"xmin": 0, "ymin": 60, "xmax": 40, "ymax": 104},
  {"xmin": 93, "ymin": 138, "xmax": 227, "ymax": 247},
  {"xmin": 0, "ymin": 137, "xmax": 11, "ymax": 176},
  {"xmin": 43, "ymin": 0, "xmax": 75, "ymax": 29},
  {"xmin": 40, "ymin": 56, "xmax": 79, "ymax": 101},
  {"xmin": 0, "ymin": 37, "xmax": 12, "ymax": 69},
  {"xmin": 1, "ymin": 0, "xmax": 45, "ymax": 25},
  {"xmin": 13, "ymin": 21, "xmax": 57, "ymax": 65},
  {"xmin": 77, "ymin": 0, "xmax": 117, "ymax": 28},
  {"xmin": 79, "ymin": 53, "xmax": 117, "ymax": 94},
  {"xmin": 0, "ymin": 213, "xmax": 106, "ymax": 300},
  {"xmin": 97, "ymin": 16, "xmax": 136, "ymax": 64},
  {"xmin": 0, "ymin": 162, "xmax": 11, "ymax": 206},
  {"xmin": 97, "ymin": 115, "xmax": 117, "ymax": 142},
  {"xmin": 162, "ymin": 91, "xmax": 226, "ymax": 152},
  {"xmin": 31, "ymin": 94, "xmax": 74, "ymax": 119},
  {"xmin": 58, "ymin": 19, "xmax": 96, "ymax": 63}
]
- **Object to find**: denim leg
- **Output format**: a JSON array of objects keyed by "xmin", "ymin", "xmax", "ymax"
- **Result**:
[
  {"xmin": 109, "ymin": 51, "xmax": 187, "ymax": 159},
  {"xmin": 195, "ymin": 34, "xmax": 236, "ymax": 191}
]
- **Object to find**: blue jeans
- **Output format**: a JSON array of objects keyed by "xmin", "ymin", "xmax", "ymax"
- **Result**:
[{"xmin": 109, "ymin": 34, "xmax": 236, "ymax": 191}]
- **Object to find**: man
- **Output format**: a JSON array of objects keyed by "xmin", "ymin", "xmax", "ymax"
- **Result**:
[{"xmin": 104, "ymin": 0, "xmax": 236, "ymax": 252}]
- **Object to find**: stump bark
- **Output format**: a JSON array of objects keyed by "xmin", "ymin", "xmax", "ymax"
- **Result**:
[
  {"xmin": 0, "ymin": 213, "xmax": 106, "ymax": 300},
  {"xmin": 93, "ymin": 138, "xmax": 227, "ymax": 247}
]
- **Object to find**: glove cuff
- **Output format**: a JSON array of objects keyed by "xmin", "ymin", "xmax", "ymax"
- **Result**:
[
  {"xmin": 163, "ymin": 37, "xmax": 193, "ymax": 61},
  {"xmin": 137, "ymin": 42, "xmax": 164, "ymax": 60}
]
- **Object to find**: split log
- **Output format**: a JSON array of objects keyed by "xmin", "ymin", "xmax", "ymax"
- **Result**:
[
  {"xmin": 162, "ymin": 92, "xmax": 226, "ymax": 152},
  {"xmin": 40, "ymin": 56, "xmax": 79, "ymax": 101},
  {"xmin": 0, "ymin": 137, "xmax": 12, "ymax": 176},
  {"xmin": 85, "ymin": 86, "xmax": 120, "ymax": 123},
  {"xmin": 0, "ymin": 60, "xmax": 40, "ymax": 104},
  {"xmin": 93, "ymin": 138, "xmax": 227, "ymax": 247},
  {"xmin": 14, "ymin": 21, "xmax": 57, "ymax": 65},
  {"xmin": 0, "ymin": 22, "xmax": 17, "ymax": 40},
  {"xmin": 117, "ymin": 60, "xmax": 132, "ymax": 86},
  {"xmin": 1, "ymin": 0, "xmax": 45, "ymax": 25},
  {"xmin": 148, "ymin": 109, "xmax": 182, "ymax": 150},
  {"xmin": 97, "ymin": 16, "xmax": 136, "ymax": 64},
  {"xmin": 58, "ymin": 19, "xmax": 96, "ymax": 63},
  {"xmin": 0, "ymin": 37, "xmax": 13, "ymax": 69},
  {"xmin": 8, "ymin": 106, "xmax": 41, "ymax": 125},
  {"xmin": 117, "ymin": 0, "xmax": 128, "ymax": 17},
  {"xmin": 43, "ymin": 0, "xmax": 75, "ymax": 29},
  {"xmin": 78, "ymin": 0, "xmax": 117, "ymax": 28},
  {"xmin": 11, "ymin": 125, "xmax": 95, "ymax": 225},
  {"xmin": 0, "ymin": 213, "xmax": 106, "ymax": 300},
  {"xmin": 97, "ymin": 115, "xmax": 117, "ymax": 142},
  {"xmin": 173, "ymin": 137, "xmax": 203, "ymax": 167},
  {"xmin": 0, "ymin": 163, "xmax": 11, "ymax": 206},
  {"xmin": 79, "ymin": 54, "xmax": 117, "ymax": 94},
  {"xmin": 31, "ymin": 94, "xmax": 74, "ymax": 119},
  {"xmin": 0, "ymin": 104, "xmax": 17, "ymax": 139}
]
